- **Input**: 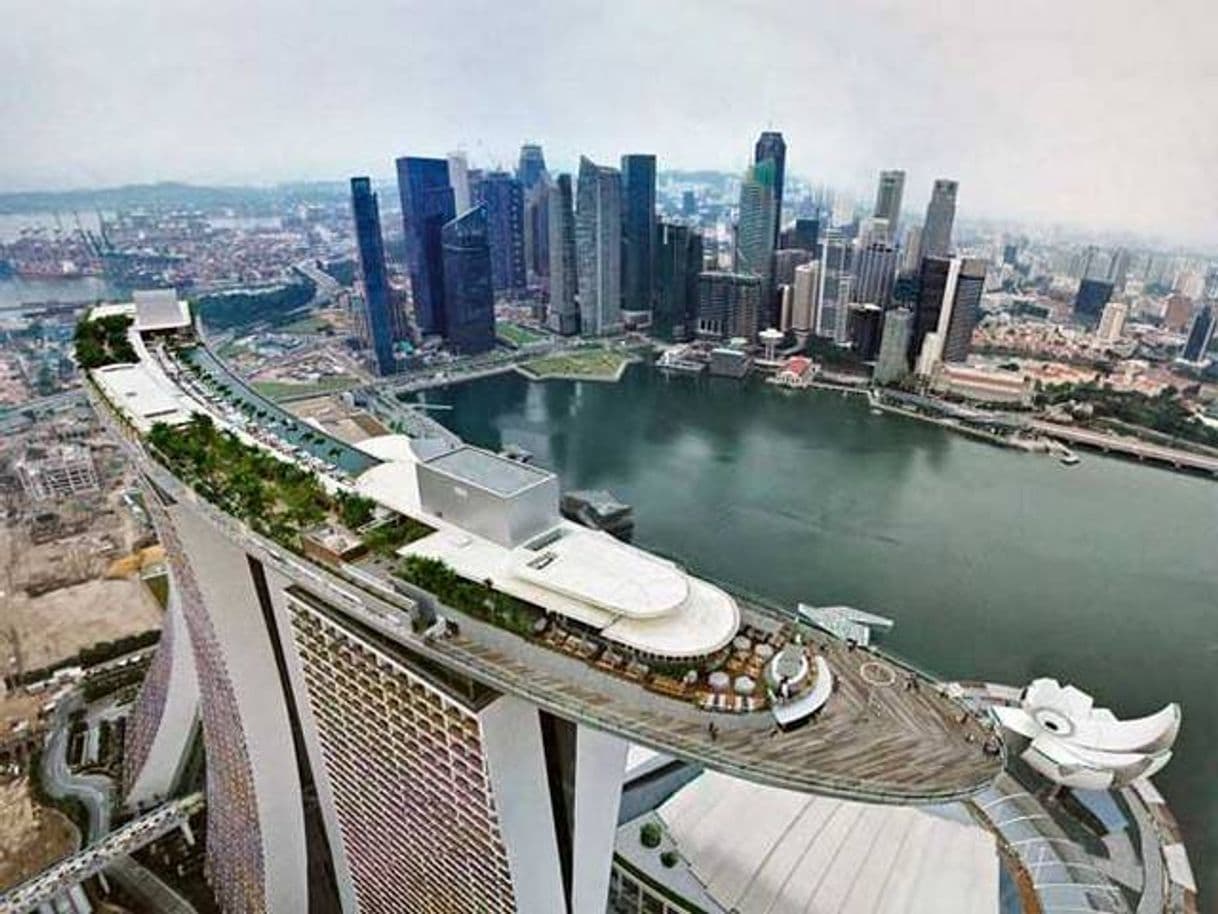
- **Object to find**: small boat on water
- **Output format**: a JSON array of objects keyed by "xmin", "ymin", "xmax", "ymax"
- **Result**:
[{"xmin": 1059, "ymin": 453, "xmax": 1080, "ymax": 466}]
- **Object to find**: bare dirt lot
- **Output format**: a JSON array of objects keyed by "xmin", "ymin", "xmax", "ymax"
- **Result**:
[
  {"xmin": 2, "ymin": 577, "xmax": 163, "ymax": 674},
  {"xmin": 0, "ymin": 778, "xmax": 79, "ymax": 891}
]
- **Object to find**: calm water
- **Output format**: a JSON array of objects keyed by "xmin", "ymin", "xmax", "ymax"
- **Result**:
[
  {"xmin": 0, "ymin": 276, "xmax": 121, "ymax": 310},
  {"xmin": 413, "ymin": 364, "xmax": 1218, "ymax": 901}
]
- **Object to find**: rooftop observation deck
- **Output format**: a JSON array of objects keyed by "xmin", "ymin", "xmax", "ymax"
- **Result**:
[{"xmin": 85, "ymin": 323, "xmax": 1004, "ymax": 804}]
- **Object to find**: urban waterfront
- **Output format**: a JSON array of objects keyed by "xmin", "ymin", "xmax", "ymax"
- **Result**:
[
  {"xmin": 0, "ymin": 276, "xmax": 121, "ymax": 310},
  {"xmin": 413, "ymin": 362, "xmax": 1218, "ymax": 899}
]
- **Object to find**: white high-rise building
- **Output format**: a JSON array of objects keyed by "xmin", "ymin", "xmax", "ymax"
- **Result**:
[
  {"xmin": 791, "ymin": 260, "xmax": 821, "ymax": 339},
  {"xmin": 1097, "ymin": 300, "xmax": 1129, "ymax": 344},
  {"xmin": 575, "ymin": 156, "xmax": 623, "ymax": 336},
  {"xmin": 816, "ymin": 231, "xmax": 851, "ymax": 341},
  {"xmin": 447, "ymin": 152, "xmax": 471, "ymax": 214},
  {"xmin": 921, "ymin": 179, "xmax": 958, "ymax": 259}
]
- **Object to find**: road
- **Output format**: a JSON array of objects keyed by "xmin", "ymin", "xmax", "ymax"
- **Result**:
[
  {"xmin": 1029, "ymin": 419, "xmax": 1218, "ymax": 474},
  {"xmin": 41, "ymin": 697, "xmax": 113, "ymax": 841}
]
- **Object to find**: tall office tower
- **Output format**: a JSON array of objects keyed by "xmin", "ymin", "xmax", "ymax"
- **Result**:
[
  {"xmin": 900, "ymin": 224, "xmax": 924, "ymax": 275},
  {"xmin": 467, "ymin": 168, "xmax": 485, "ymax": 206},
  {"xmin": 872, "ymin": 170, "xmax": 906, "ymax": 237},
  {"xmin": 753, "ymin": 131, "xmax": 787, "ymax": 246},
  {"xmin": 852, "ymin": 239, "xmax": 898, "ymax": 307},
  {"xmin": 655, "ymin": 221, "xmax": 703, "ymax": 341},
  {"xmin": 847, "ymin": 302, "xmax": 884, "ymax": 359},
  {"xmin": 1107, "ymin": 247, "xmax": 1131, "ymax": 292},
  {"xmin": 816, "ymin": 230, "xmax": 852, "ymax": 342},
  {"xmin": 1074, "ymin": 278, "xmax": 1115, "ymax": 325},
  {"xmin": 441, "ymin": 206, "xmax": 496, "ymax": 354},
  {"xmin": 735, "ymin": 159, "xmax": 778, "ymax": 312},
  {"xmin": 1182, "ymin": 304, "xmax": 1215, "ymax": 362},
  {"xmin": 791, "ymin": 217, "xmax": 819, "ymax": 253},
  {"xmin": 772, "ymin": 248, "xmax": 814, "ymax": 289},
  {"xmin": 516, "ymin": 143, "xmax": 547, "ymax": 191},
  {"xmin": 1077, "ymin": 245, "xmax": 1113, "ymax": 281},
  {"xmin": 524, "ymin": 175, "xmax": 550, "ymax": 279},
  {"xmin": 547, "ymin": 173, "xmax": 579, "ymax": 335},
  {"xmin": 1163, "ymin": 294, "xmax": 1194, "ymax": 332},
  {"xmin": 397, "ymin": 157, "xmax": 456, "ymax": 336},
  {"xmin": 620, "ymin": 154, "xmax": 657, "ymax": 313},
  {"xmin": 448, "ymin": 152, "xmax": 472, "ymax": 214},
  {"xmin": 696, "ymin": 271, "xmax": 764, "ymax": 340},
  {"xmin": 874, "ymin": 307, "xmax": 914, "ymax": 383},
  {"xmin": 1097, "ymin": 300, "xmax": 1129, "ymax": 344},
  {"xmin": 790, "ymin": 260, "xmax": 821, "ymax": 339},
  {"xmin": 920, "ymin": 179, "xmax": 958, "ymax": 259},
  {"xmin": 349, "ymin": 177, "xmax": 396, "ymax": 376},
  {"xmin": 682, "ymin": 190, "xmax": 697, "ymax": 217},
  {"xmin": 1002, "ymin": 243, "xmax": 1019, "ymax": 266},
  {"xmin": 911, "ymin": 256, "xmax": 986, "ymax": 370},
  {"xmin": 478, "ymin": 171, "xmax": 527, "ymax": 294},
  {"xmin": 575, "ymin": 156, "xmax": 623, "ymax": 336}
]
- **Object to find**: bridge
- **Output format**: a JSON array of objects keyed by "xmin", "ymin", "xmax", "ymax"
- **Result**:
[
  {"xmin": 0, "ymin": 793, "xmax": 204, "ymax": 914},
  {"xmin": 1029, "ymin": 421, "xmax": 1218, "ymax": 476}
]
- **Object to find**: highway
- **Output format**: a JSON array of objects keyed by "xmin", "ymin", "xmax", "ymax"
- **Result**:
[{"xmin": 1030, "ymin": 420, "xmax": 1218, "ymax": 475}]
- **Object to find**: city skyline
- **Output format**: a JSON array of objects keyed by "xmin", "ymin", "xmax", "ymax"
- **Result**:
[{"xmin": 2, "ymin": 0, "xmax": 1216, "ymax": 245}]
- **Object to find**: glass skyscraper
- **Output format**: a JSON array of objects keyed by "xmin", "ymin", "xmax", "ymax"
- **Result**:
[
  {"xmin": 575, "ymin": 156, "xmax": 622, "ymax": 336},
  {"xmin": 754, "ymin": 130, "xmax": 787, "ymax": 246},
  {"xmin": 921, "ymin": 179, "xmax": 958, "ymax": 260},
  {"xmin": 396, "ymin": 156, "xmax": 456, "ymax": 337},
  {"xmin": 477, "ymin": 171, "xmax": 527, "ymax": 294},
  {"xmin": 349, "ymin": 177, "xmax": 396, "ymax": 375},
  {"xmin": 655, "ymin": 221, "xmax": 703, "ymax": 341},
  {"xmin": 547, "ymin": 173, "xmax": 579, "ymax": 335},
  {"xmin": 620, "ymin": 154, "xmax": 657, "ymax": 313},
  {"xmin": 441, "ymin": 206, "xmax": 496, "ymax": 355}
]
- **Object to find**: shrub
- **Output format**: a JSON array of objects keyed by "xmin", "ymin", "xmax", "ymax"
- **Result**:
[
  {"xmin": 639, "ymin": 822, "xmax": 662, "ymax": 848},
  {"xmin": 660, "ymin": 850, "xmax": 679, "ymax": 868}
]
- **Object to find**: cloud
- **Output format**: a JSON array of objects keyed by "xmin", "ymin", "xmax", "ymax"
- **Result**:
[{"xmin": 2, "ymin": 0, "xmax": 1215, "ymax": 242}]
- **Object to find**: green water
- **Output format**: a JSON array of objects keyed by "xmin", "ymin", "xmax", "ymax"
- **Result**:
[{"xmin": 411, "ymin": 364, "xmax": 1218, "ymax": 900}]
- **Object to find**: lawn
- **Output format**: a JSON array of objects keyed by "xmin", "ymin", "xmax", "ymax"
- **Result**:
[
  {"xmin": 496, "ymin": 322, "xmax": 547, "ymax": 347},
  {"xmin": 520, "ymin": 349, "xmax": 632, "ymax": 380},
  {"xmin": 252, "ymin": 376, "xmax": 358, "ymax": 400},
  {"xmin": 276, "ymin": 314, "xmax": 333, "ymax": 335}
]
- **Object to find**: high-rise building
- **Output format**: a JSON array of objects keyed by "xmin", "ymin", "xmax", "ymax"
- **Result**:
[
  {"xmin": 1182, "ymin": 304, "xmax": 1215, "ymax": 362},
  {"xmin": 1097, "ymin": 300, "xmax": 1129, "ymax": 344},
  {"xmin": 681, "ymin": 190, "xmax": 697, "ymax": 218},
  {"xmin": 852, "ymin": 239, "xmax": 898, "ymax": 307},
  {"xmin": 1163, "ymin": 294, "xmax": 1194, "ymax": 332},
  {"xmin": 754, "ymin": 131, "xmax": 787, "ymax": 246},
  {"xmin": 772, "ymin": 248, "xmax": 814, "ymax": 289},
  {"xmin": 524, "ymin": 176, "xmax": 550, "ymax": 280},
  {"xmin": 900, "ymin": 224, "xmax": 924, "ymax": 275},
  {"xmin": 874, "ymin": 307, "xmax": 914, "ymax": 384},
  {"xmin": 735, "ymin": 159, "xmax": 778, "ymax": 284},
  {"xmin": 816, "ymin": 231, "xmax": 852, "ymax": 342},
  {"xmin": 478, "ymin": 171, "xmax": 527, "ymax": 294},
  {"xmin": 350, "ymin": 176, "xmax": 396, "ymax": 375},
  {"xmin": 441, "ymin": 206, "xmax": 496, "ymax": 354},
  {"xmin": 447, "ymin": 152, "xmax": 472, "ymax": 214},
  {"xmin": 575, "ymin": 156, "xmax": 623, "ymax": 336},
  {"xmin": 655, "ymin": 221, "xmax": 703, "ymax": 341},
  {"xmin": 921, "ymin": 179, "xmax": 958, "ymax": 259},
  {"xmin": 620, "ymin": 154, "xmax": 657, "ymax": 313},
  {"xmin": 1074, "ymin": 278, "xmax": 1115, "ymax": 324},
  {"xmin": 696, "ymin": 271, "xmax": 764, "ymax": 340},
  {"xmin": 1107, "ymin": 247, "xmax": 1131, "ymax": 292},
  {"xmin": 912, "ymin": 256, "xmax": 986, "ymax": 371},
  {"xmin": 847, "ymin": 302, "xmax": 884, "ymax": 360},
  {"xmin": 872, "ymin": 170, "xmax": 905, "ymax": 237},
  {"xmin": 790, "ymin": 217, "xmax": 819, "ymax": 253},
  {"xmin": 546, "ymin": 173, "xmax": 579, "ymax": 335},
  {"xmin": 790, "ymin": 260, "xmax": 821, "ymax": 339},
  {"xmin": 516, "ymin": 143, "xmax": 547, "ymax": 191},
  {"xmin": 396, "ymin": 157, "xmax": 456, "ymax": 337}
]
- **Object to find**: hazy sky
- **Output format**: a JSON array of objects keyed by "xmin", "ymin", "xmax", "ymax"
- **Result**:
[{"xmin": 3, "ymin": 0, "xmax": 1216, "ymax": 242}]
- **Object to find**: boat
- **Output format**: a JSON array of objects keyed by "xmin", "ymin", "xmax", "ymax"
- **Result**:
[
  {"xmin": 1060, "ymin": 453, "xmax": 1080, "ymax": 466},
  {"xmin": 560, "ymin": 489, "xmax": 634, "ymax": 542}
]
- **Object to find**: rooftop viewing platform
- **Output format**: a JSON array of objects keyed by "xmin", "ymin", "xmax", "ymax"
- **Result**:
[{"xmin": 77, "ymin": 303, "xmax": 1006, "ymax": 803}]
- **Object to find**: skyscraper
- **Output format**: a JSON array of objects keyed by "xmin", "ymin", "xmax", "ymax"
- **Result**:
[
  {"xmin": 547, "ymin": 173, "xmax": 579, "ymax": 335},
  {"xmin": 847, "ymin": 302, "xmax": 884, "ymax": 359},
  {"xmin": 697, "ymin": 271, "xmax": 764, "ymax": 340},
  {"xmin": 900, "ymin": 224, "xmax": 924, "ymax": 275},
  {"xmin": 921, "ymin": 179, "xmax": 958, "ymax": 260},
  {"xmin": 575, "ymin": 156, "xmax": 622, "ymax": 336},
  {"xmin": 447, "ymin": 151, "xmax": 472, "ymax": 214},
  {"xmin": 816, "ymin": 230, "xmax": 852, "ymax": 342},
  {"xmin": 873, "ymin": 170, "xmax": 906, "ymax": 237},
  {"xmin": 655, "ymin": 221, "xmax": 703, "ymax": 341},
  {"xmin": 1097, "ymin": 300, "xmax": 1129, "ymax": 344},
  {"xmin": 735, "ymin": 159, "xmax": 778, "ymax": 331},
  {"xmin": 524, "ymin": 175, "xmax": 550, "ymax": 279},
  {"xmin": 397, "ymin": 157, "xmax": 456, "ymax": 336},
  {"xmin": 516, "ymin": 143, "xmax": 547, "ymax": 192},
  {"xmin": 620, "ymin": 154, "xmax": 657, "ymax": 314},
  {"xmin": 754, "ymin": 131, "xmax": 787, "ymax": 246},
  {"xmin": 791, "ymin": 260, "xmax": 821, "ymax": 339},
  {"xmin": 1182, "ymin": 304, "xmax": 1215, "ymax": 362},
  {"xmin": 441, "ymin": 206, "xmax": 496, "ymax": 354},
  {"xmin": 852, "ymin": 239, "xmax": 898, "ymax": 307},
  {"xmin": 912, "ymin": 256, "xmax": 986, "ymax": 370},
  {"xmin": 791, "ymin": 217, "xmax": 820, "ymax": 253},
  {"xmin": 349, "ymin": 177, "xmax": 396, "ymax": 375},
  {"xmin": 1074, "ymin": 278, "xmax": 1115, "ymax": 325},
  {"xmin": 874, "ymin": 307, "xmax": 914, "ymax": 383},
  {"xmin": 478, "ymin": 171, "xmax": 527, "ymax": 294}
]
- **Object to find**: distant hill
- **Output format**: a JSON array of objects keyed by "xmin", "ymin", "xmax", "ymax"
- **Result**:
[{"xmin": 0, "ymin": 180, "xmax": 350, "ymax": 213}]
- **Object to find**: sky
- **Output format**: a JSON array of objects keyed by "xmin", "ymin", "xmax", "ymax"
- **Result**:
[{"xmin": 2, "ymin": 0, "xmax": 1216, "ymax": 243}]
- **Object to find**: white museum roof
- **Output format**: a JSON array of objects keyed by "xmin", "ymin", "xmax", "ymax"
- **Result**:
[
  {"xmin": 657, "ymin": 770, "xmax": 999, "ymax": 914},
  {"xmin": 91, "ymin": 362, "xmax": 196, "ymax": 433},
  {"xmin": 132, "ymin": 289, "xmax": 191, "ymax": 332}
]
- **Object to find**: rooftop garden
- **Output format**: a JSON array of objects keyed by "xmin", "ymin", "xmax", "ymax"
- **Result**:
[
  {"xmin": 147, "ymin": 413, "xmax": 431, "ymax": 554},
  {"xmin": 396, "ymin": 555, "xmax": 543, "ymax": 637},
  {"xmin": 74, "ymin": 313, "xmax": 137, "ymax": 368},
  {"xmin": 519, "ymin": 348, "xmax": 634, "ymax": 381}
]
